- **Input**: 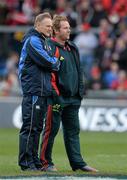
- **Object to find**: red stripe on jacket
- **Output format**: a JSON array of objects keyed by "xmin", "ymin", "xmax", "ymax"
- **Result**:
[{"xmin": 51, "ymin": 44, "xmax": 60, "ymax": 96}]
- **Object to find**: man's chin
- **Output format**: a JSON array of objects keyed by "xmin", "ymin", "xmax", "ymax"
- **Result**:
[
  {"xmin": 67, "ymin": 35, "xmax": 70, "ymax": 40},
  {"xmin": 46, "ymin": 34, "xmax": 51, "ymax": 37}
]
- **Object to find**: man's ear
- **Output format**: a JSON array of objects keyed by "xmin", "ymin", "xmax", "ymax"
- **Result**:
[{"xmin": 36, "ymin": 22, "xmax": 40, "ymax": 30}]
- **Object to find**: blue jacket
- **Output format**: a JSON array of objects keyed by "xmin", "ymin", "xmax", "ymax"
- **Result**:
[{"xmin": 18, "ymin": 28, "xmax": 60, "ymax": 96}]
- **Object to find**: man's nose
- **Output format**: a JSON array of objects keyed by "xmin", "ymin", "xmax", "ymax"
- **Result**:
[
  {"xmin": 68, "ymin": 29, "xmax": 71, "ymax": 33},
  {"xmin": 49, "ymin": 27, "xmax": 52, "ymax": 31}
]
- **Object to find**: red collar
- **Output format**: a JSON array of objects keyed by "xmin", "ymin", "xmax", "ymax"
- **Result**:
[
  {"xmin": 51, "ymin": 37, "xmax": 71, "ymax": 51},
  {"xmin": 51, "ymin": 37, "xmax": 57, "ymax": 42}
]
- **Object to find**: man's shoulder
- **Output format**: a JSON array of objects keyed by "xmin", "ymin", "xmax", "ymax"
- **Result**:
[
  {"xmin": 28, "ymin": 35, "xmax": 41, "ymax": 45},
  {"xmin": 28, "ymin": 34, "xmax": 47, "ymax": 47},
  {"xmin": 23, "ymin": 28, "xmax": 42, "ymax": 42},
  {"xmin": 67, "ymin": 41, "xmax": 79, "ymax": 51}
]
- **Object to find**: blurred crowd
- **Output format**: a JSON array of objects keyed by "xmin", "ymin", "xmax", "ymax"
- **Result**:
[{"xmin": 1, "ymin": 0, "xmax": 127, "ymax": 96}]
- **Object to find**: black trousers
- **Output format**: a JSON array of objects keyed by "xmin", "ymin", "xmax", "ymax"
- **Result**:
[
  {"xmin": 40, "ymin": 103, "xmax": 86, "ymax": 170},
  {"xmin": 19, "ymin": 95, "xmax": 47, "ymax": 169}
]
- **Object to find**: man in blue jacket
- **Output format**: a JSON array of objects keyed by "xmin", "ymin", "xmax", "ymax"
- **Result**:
[{"xmin": 18, "ymin": 12, "xmax": 60, "ymax": 171}]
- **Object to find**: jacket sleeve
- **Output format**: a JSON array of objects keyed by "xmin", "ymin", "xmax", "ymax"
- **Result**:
[
  {"xmin": 26, "ymin": 36, "xmax": 60, "ymax": 71},
  {"xmin": 72, "ymin": 42, "xmax": 86, "ymax": 97}
]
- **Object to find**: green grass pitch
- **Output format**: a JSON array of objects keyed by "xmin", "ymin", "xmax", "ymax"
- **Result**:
[{"xmin": 0, "ymin": 128, "xmax": 127, "ymax": 177}]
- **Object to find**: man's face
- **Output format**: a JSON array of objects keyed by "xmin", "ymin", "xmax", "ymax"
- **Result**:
[
  {"xmin": 37, "ymin": 18, "xmax": 52, "ymax": 37},
  {"xmin": 57, "ymin": 21, "xmax": 71, "ymax": 41}
]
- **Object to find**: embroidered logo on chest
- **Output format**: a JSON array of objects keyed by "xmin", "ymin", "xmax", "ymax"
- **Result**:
[{"xmin": 60, "ymin": 56, "xmax": 64, "ymax": 61}]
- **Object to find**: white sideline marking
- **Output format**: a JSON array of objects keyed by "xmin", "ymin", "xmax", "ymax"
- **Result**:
[{"xmin": 0, "ymin": 176, "xmax": 123, "ymax": 180}]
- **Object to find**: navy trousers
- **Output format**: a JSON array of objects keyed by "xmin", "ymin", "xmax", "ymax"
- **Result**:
[{"xmin": 19, "ymin": 95, "xmax": 47, "ymax": 169}]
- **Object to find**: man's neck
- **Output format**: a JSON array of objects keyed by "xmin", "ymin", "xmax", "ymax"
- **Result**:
[
  {"xmin": 35, "ymin": 28, "xmax": 47, "ymax": 39},
  {"xmin": 55, "ymin": 37, "xmax": 65, "ymax": 46}
]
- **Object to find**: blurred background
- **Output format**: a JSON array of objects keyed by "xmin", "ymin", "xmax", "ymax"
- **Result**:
[{"xmin": 0, "ymin": 0, "xmax": 127, "ymax": 131}]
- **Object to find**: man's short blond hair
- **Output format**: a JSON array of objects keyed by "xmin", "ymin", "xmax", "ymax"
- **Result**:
[
  {"xmin": 34, "ymin": 12, "xmax": 52, "ymax": 27},
  {"xmin": 53, "ymin": 15, "xmax": 68, "ymax": 32}
]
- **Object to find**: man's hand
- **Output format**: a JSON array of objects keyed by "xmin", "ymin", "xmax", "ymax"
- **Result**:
[{"xmin": 52, "ymin": 59, "xmax": 60, "ymax": 71}]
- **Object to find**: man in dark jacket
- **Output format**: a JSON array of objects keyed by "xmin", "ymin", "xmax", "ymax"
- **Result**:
[
  {"xmin": 40, "ymin": 15, "xmax": 98, "ymax": 172},
  {"xmin": 18, "ymin": 12, "xmax": 60, "ymax": 171}
]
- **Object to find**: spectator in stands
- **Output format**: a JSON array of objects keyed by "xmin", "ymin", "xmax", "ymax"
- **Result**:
[
  {"xmin": 76, "ymin": 0, "xmax": 94, "ymax": 25},
  {"xmin": 103, "ymin": 62, "xmax": 119, "ymax": 89},
  {"xmin": 117, "ymin": 19, "xmax": 127, "ymax": 37},
  {"xmin": 5, "ymin": 51, "xmax": 19, "ymax": 95},
  {"xmin": 5, "ymin": 71, "xmax": 20, "ymax": 96},
  {"xmin": 90, "ymin": 0, "xmax": 107, "ymax": 27},
  {"xmin": 112, "ymin": 37, "xmax": 127, "ymax": 70},
  {"xmin": 96, "ymin": 37, "xmax": 114, "ymax": 71},
  {"xmin": 6, "ymin": 51, "xmax": 19, "ymax": 74},
  {"xmin": 98, "ymin": 19, "xmax": 113, "ymax": 46},
  {"xmin": 111, "ymin": 70, "xmax": 127, "ymax": 90},
  {"xmin": 121, "ymin": 29, "xmax": 127, "ymax": 47},
  {"xmin": 102, "ymin": 0, "xmax": 113, "ymax": 12},
  {"xmin": 40, "ymin": 0, "xmax": 56, "ymax": 12},
  {"xmin": 111, "ymin": 0, "xmax": 127, "ymax": 19},
  {"xmin": 22, "ymin": 0, "xmax": 41, "ymax": 24},
  {"xmin": 56, "ymin": 0, "xmax": 67, "ymax": 14},
  {"xmin": 0, "ymin": 1, "xmax": 8, "ymax": 24},
  {"xmin": 5, "ymin": 0, "xmax": 39, "ymax": 25},
  {"xmin": 89, "ymin": 64, "xmax": 103, "ymax": 90},
  {"xmin": 0, "ymin": 75, "xmax": 9, "ymax": 96},
  {"xmin": 74, "ymin": 22, "xmax": 98, "ymax": 80},
  {"xmin": 61, "ymin": 1, "xmax": 78, "ymax": 29}
]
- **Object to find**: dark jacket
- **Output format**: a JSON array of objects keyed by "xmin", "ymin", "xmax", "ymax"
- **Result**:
[
  {"xmin": 49, "ymin": 39, "xmax": 84, "ymax": 99},
  {"xmin": 18, "ymin": 28, "xmax": 60, "ymax": 96}
]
